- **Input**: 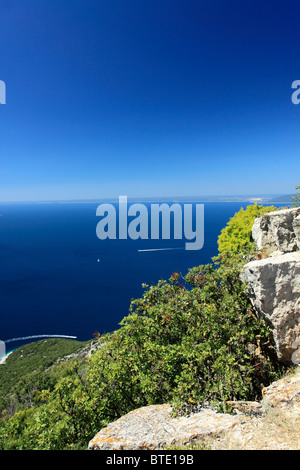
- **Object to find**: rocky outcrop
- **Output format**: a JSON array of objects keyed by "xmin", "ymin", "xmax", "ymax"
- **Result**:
[
  {"xmin": 252, "ymin": 206, "xmax": 300, "ymax": 257},
  {"xmin": 241, "ymin": 252, "xmax": 300, "ymax": 362},
  {"xmin": 88, "ymin": 404, "xmax": 249, "ymax": 450},
  {"xmin": 241, "ymin": 207, "xmax": 300, "ymax": 363},
  {"xmin": 294, "ymin": 214, "xmax": 300, "ymax": 248},
  {"xmin": 88, "ymin": 368, "xmax": 300, "ymax": 450}
]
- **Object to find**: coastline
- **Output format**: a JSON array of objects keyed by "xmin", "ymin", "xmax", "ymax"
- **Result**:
[{"xmin": 0, "ymin": 351, "xmax": 13, "ymax": 365}]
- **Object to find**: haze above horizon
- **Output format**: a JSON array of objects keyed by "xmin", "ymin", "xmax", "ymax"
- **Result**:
[{"xmin": 0, "ymin": 193, "xmax": 295, "ymax": 205}]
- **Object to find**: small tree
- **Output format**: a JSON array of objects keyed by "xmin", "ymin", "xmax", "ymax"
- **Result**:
[{"xmin": 291, "ymin": 185, "xmax": 300, "ymax": 207}]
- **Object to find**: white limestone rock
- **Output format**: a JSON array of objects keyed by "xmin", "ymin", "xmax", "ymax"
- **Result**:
[
  {"xmin": 252, "ymin": 207, "xmax": 300, "ymax": 257},
  {"xmin": 293, "ymin": 214, "xmax": 300, "ymax": 250},
  {"xmin": 88, "ymin": 404, "xmax": 243, "ymax": 450},
  {"xmin": 241, "ymin": 252, "xmax": 300, "ymax": 362}
]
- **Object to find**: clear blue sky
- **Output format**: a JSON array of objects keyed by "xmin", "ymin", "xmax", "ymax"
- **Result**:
[{"xmin": 0, "ymin": 0, "xmax": 299, "ymax": 202}]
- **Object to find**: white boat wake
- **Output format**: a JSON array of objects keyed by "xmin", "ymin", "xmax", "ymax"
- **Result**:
[
  {"xmin": 4, "ymin": 334, "xmax": 77, "ymax": 344},
  {"xmin": 138, "ymin": 247, "xmax": 184, "ymax": 252}
]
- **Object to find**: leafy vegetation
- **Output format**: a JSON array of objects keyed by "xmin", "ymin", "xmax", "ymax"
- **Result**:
[
  {"xmin": 217, "ymin": 203, "xmax": 278, "ymax": 255},
  {"xmin": 0, "ymin": 338, "xmax": 89, "ymax": 403},
  {"xmin": 0, "ymin": 204, "xmax": 288, "ymax": 450}
]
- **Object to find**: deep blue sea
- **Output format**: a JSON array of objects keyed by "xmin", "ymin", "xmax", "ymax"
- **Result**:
[{"xmin": 0, "ymin": 201, "xmax": 282, "ymax": 353}]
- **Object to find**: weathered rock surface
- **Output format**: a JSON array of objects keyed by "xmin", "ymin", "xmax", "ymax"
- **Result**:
[
  {"xmin": 208, "ymin": 367, "xmax": 300, "ymax": 450},
  {"xmin": 262, "ymin": 365, "xmax": 300, "ymax": 406},
  {"xmin": 88, "ymin": 368, "xmax": 300, "ymax": 450},
  {"xmin": 206, "ymin": 370, "xmax": 300, "ymax": 450},
  {"xmin": 241, "ymin": 252, "xmax": 300, "ymax": 362},
  {"xmin": 242, "ymin": 206, "xmax": 300, "ymax": 363},
  {"xmin": 88, "ymin": 404, "xmax": 244, "ymax": 450},
  {"xmin": 252, "ymin": 207, "xmax": 300, "ymax": 257},
  {"xmin": 293, "ymin": 214, "xmax": 300, "ymax": 250}
]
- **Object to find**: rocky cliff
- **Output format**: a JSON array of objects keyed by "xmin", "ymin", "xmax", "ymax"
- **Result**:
[
  {"xmin": 251, "ymin": 206, "xmax": 300, "ymax": 257},
  {"xmin": 241, "ymin": 206, "xmax": 300, "ymax": 363}
]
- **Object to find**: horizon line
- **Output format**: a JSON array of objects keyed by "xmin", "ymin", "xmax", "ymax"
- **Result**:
[{"xmin": 0, "ymin": 192, "xmax": 294, "ymax": 205}]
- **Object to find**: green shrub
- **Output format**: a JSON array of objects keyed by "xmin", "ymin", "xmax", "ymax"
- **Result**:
[
  {"xmin": 0, "ymin": 338, "xmax": 89, "ymax": 417},
  {"xmin": 86, "ymin": 258, "xmax": 281, "ymax": 416},
  {"xmin": 217, "ymin": 204, "xmax": 278, "ymax": 255}
]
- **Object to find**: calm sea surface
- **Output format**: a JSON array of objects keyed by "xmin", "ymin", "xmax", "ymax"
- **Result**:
[{"xmin": 0, "ymin": 201, "xmax": 282, "ymax": 352}]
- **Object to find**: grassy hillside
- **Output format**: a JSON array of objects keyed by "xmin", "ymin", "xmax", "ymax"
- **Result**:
[{"xmin": 0, "ymin": 338, "xmax": 90, "ymax": 413}]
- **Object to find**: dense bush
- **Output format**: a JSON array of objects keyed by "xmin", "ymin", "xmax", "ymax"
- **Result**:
[
  {"xmin": 217, "ymin": 204, "xmax": 278, "ymax": 255},
  {"xmin": 0, "ymin": 338, "xmax": 89, "ymax": 408},
  {"xmin": 84, "ymin": 257, "xmax": 281, "ymax": 417}
]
